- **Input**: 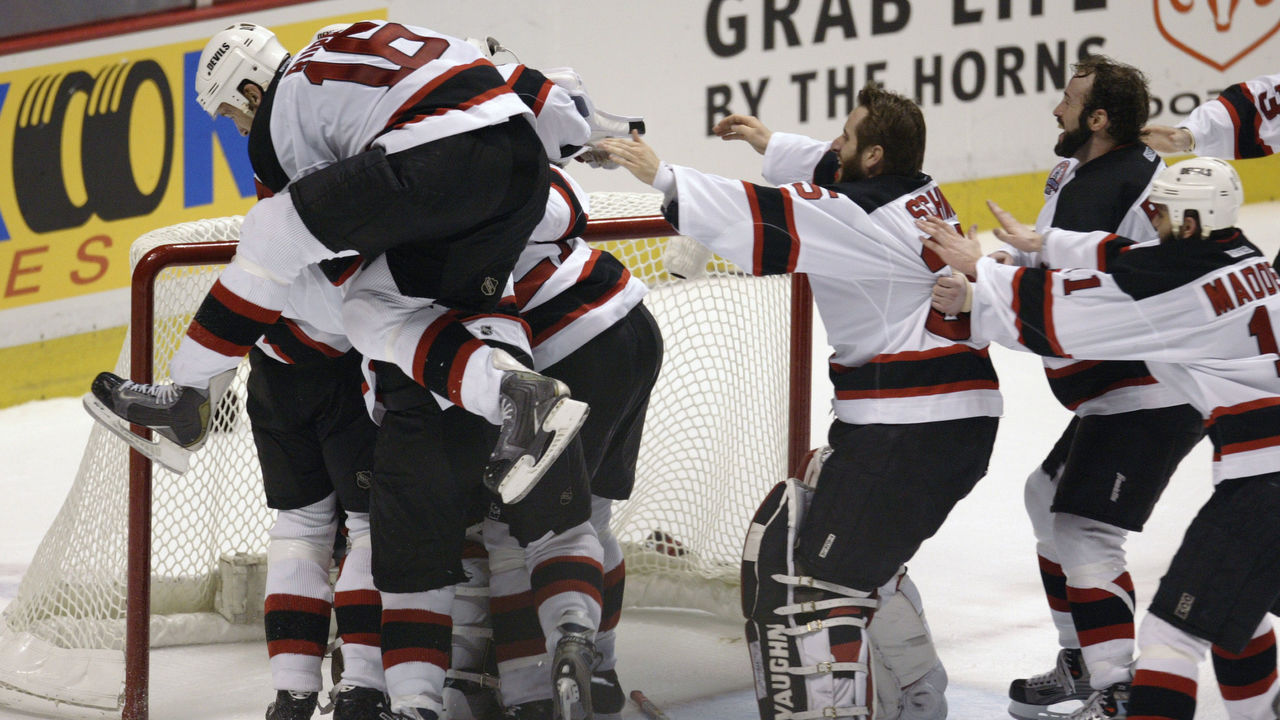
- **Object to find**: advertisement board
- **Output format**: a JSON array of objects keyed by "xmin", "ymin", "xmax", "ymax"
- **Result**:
[
  {"xmin": 1, "ymin": 0, "xmax": 1277, "ymax": 404},
  {"xmin": 0, "ymin": 4, "xmax": 384, "ymax": 403}
]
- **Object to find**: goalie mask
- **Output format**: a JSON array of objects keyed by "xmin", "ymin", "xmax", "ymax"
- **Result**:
[
  {"xmin": 195, "ymin": 23, "xmax": 289, "ymax": 118},
  {"xmin": 1147, "ymin": 156, "xmax": 1243, "ymax": 234}
]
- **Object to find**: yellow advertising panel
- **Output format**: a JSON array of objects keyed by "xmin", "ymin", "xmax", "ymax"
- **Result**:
[{"xmin": 0, "ymin": 10, "xmax": 382, "ymax": 313}]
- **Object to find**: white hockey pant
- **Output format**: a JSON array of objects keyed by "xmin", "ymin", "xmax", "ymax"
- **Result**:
[
  {"xmin": 445, "ymin": 524, "xmax": 500, "ymax": 720},
  {"xmin": 1025, "ymin": 463, "xmax": 1082, "ymax": 649},
  {"xmin": 332, "ymin": 511, "xmax": 384, "ymax": 692},
  {"xmin": 266, "ymin": 493, "xmax": 339, "ymax": 693},
  {"xmin": 590, "ymin": 494, "xmax": 624, "ymax": 672},
  {"xmin": 1055, "ymin": 512, "xmax": 1133, "ymax": 689}
]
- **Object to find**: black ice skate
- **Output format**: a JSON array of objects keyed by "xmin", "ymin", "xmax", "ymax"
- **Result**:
[
  {"xmin": 265, "ymin": 690, "xmax": 318, "ymax": 720},
  {"xmin": 389, "ymin": 706, "xmax": 439, "ymax": 720},
  {"xmin": 1008, "ymin": 648, "xmax": 1093, "ymax": 720},
  {"xmin": 1067, "ymin": 683, "xmax": 1128, "ymax": 720},
  {"xmin": 331, "ymin": 685, "xmax": 393, "ymax": 720},
  {"xmin": 483, "ymin": 350, "xmax": 588, "ymax": 504},
  {"xmin": 551, "ymin": 622, "xmax": 600, "ymax": 720},
  {"xmin": 82, "ymin": 368, "xmax": 236, "ymax": 474},
  {"xmin": 502, "ymin": 700, "xmax": 554, "ymax": 719},
  {"xmin": 589, "ymin": 668, "xmax": 625, "ymax": 720}
]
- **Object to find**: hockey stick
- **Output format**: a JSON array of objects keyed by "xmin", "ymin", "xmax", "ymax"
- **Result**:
[{"xmin": 630, "ymin": 690, "xmax": 671, "ymax": 720}]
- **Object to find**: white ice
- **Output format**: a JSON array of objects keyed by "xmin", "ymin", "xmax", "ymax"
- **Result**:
[{"xmin": 2, "ymin": 201, "xmax": 1278, "ymax": 719}]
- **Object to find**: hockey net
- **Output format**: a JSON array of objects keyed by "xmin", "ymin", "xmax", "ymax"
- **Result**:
[{"xmin": 0, "ymin": 192, "xmax": 811, "ymax": 718}]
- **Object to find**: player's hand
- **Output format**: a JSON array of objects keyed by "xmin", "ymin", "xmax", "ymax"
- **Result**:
[
  {"xmin": 931, "ymin": 274, "xmax": 970, "ymax": 316},
  {"xmin": 1141, "ymin": 124, "xmax": 1194, "ymax": 154},
  {"xmin": 712, "ymin": 114, "xmax": 773, "ymax": 155},
  {"xmin": 596, "ymin": 131, "xmax": 662, "ymax": 185},
  {"xmin": 987, "ymin": 200, "xmax": 1043, "ymax": 253},
  {"xmin": 916, "ymin": 216, "xmax": 982, "ymax": 276}
]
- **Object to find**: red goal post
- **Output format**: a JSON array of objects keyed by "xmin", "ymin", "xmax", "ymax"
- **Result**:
[{"xmin": 0, "ymin": 192, "xmax": 812, "ymax": 720}]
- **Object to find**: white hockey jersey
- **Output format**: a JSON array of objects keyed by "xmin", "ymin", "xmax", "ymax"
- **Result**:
[
  {"xmin": 971, "ymin": 229, "xmax": 1280, "ymax": 483},
  {"xmin": 1181, "ymin": 71, "xmax": 1280, "ymax": 160},
  {"xmin": 666, "ymin": 132, "xmax": 1002, "ymax": 425},
  {"xmin": 254, "ymin": 257, "xmax": 359, "ymax": 364},
  {"xmin": 250, "ymin": 20, "xmax": 531, "ymax": 192},
  {"xmin": 511, "ymin": 166, "xmax": 648, "ymax": 370},
  {"xmin": 494, "ymin": 64, "xmax": 591, "ymax": 164}
]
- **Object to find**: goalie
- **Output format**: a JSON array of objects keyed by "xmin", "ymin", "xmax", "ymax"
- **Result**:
[{"xmin": 598, "ymin": 83, "xmax": 1002, "ymax": 720}]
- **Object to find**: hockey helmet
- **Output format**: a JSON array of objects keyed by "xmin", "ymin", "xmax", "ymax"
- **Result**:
[
  {"xmin": 195, "ymin": 23, "xmax": 289, "ymax": 118},
  {"xmin": 1147, "ymin": 156, "xmax": 1243, "ymax": 233}
]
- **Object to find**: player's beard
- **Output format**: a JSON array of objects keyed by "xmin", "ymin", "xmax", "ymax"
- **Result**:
[
  {"xmin": 837, "ymin": 160, "xmax": 867, "ymax": 183},
  {"xmin": 1054, "ymin": 111, "xmax": 1092, "ymax": 158}
]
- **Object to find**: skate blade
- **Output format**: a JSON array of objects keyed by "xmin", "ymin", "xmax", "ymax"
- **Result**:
[
  {"xmin": 496, "ymin": 398, "xmax": 589, "ymax": 504},
  {"xmin": 1008, "ymin": 698, "xmax": 1087, "ymax": 720},
  {"xmin": 555, "ymin": 676, "xmax": 584, "ymax": 720},
  {"xmin": 83, "ymin": 393, "xmax": 192, "ymax": 474}
]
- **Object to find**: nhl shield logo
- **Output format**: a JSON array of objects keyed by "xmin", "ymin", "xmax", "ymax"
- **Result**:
[
  {"xmin": 1154, "ymin": 0, "xmax": 1280, "ymax": 72},
  {"xmin": 480, "ymin": 276, "xmax": 499, "ymax": 296}
]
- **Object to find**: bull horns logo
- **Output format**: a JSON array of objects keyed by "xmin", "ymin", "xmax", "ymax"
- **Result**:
[{"xmin": 1155, "ymin": 0, "xmax": 1280, "ymax": 71}]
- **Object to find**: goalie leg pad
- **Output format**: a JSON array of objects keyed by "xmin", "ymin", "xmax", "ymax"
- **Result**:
[
  {"xmin": 743, "ymin": 478, "xmax": 878, "ymax": 720},
  {"xmin": 868, "ymin": 568, "xmax": 947, "ymax": 720}
]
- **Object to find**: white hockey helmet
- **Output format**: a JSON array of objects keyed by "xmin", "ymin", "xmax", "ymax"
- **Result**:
[
  {"xmin": 1147, "ymin": 156, "xmax": 1243, "ymax": 234},
  {"xmin": 195, "ymin": 23, "xmax": 289, "ymax": 118}
]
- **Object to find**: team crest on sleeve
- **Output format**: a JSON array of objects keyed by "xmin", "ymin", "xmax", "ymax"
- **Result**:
[{"xmin": 1045, "ymin": 161, "xmax": 1070, "ymax": 197}]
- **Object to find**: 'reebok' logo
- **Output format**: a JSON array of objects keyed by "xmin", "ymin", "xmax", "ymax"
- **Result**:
[{"xmin": 1154, "ymin": 0, "xmax": 1280, "ymax": 71}]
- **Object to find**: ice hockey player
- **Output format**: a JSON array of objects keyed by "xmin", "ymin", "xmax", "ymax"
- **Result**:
[
  {"xmin": 599, "ymin": 83, "xmax": 1002, "ymax": 720},
  {"xmin": 1142, "ymin": 70, "xmax": 1280, "ymax": 161},
  {"xmin": 245, "ymin": 259, "xmax": 391, "ymax": 720},
  {"xmin": 83, "ymin": 20, "xmax": 586, "ymax": 509},
  {"xmin": 919, "ymin": 156, "xmax": 1280, "ymax": 720},
  {"xmin": 473, "ymin": 163, "xmax": 660, "ymax": 720},
  {"xmin": 338, "ymin": 50, "xmax": 647, "ymax": 720},
  {"xmin": 971, "ymin": 56, "xmax": 1204, "ymax": 720}
]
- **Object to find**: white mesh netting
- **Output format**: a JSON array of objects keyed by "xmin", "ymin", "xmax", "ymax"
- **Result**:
[{"xmin": 0, "ymin": 193, "xmax": 800, "ymax": 716}]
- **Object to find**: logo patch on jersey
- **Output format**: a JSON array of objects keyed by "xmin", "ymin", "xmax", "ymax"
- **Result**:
[
  {"xmin": 1110, "ymin": 472, "xmax": 1126, "ymax": 502},
  {"xmin": 481, "ymin": 276, "xmax": 499, "ymax": 296},
  {"xmin": 1174, "ymin": 591, "xmax": 1195, "ymax": 619},
  {"xmin": 1045, "ymin": 161, "xmax": 1070, "ymax": 197},
  {"xmin": 355, "ymin": 470, "xmax": 372, "ymax": 489}
]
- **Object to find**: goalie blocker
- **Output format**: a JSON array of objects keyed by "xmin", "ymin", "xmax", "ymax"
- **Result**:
[{"xmin": 742, "ymin": 448, "xmax": 948, "ymax": 720}]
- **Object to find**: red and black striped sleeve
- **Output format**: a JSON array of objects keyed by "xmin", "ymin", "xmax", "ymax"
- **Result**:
[{"xmin": 743, "ymin": 182, "xmax": 800, "ymax": 276}]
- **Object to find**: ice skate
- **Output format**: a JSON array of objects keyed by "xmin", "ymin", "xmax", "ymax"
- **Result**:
[
  {"xmin": 1067, "ymin": 683, "xmax": 1128, "ymax": 720},
  {"xmin": 265, "ymin": 690, "xmax": 318, "ymax": 720},
  {"xmin": 502, "ymin": 700, "xmax": 554, "ymax": 719},
  {"xmin": 332, "ymin": 684, "xmax": 393, "ymax": 720},
  {"xmin": 589, "ymin": 669, "xmax": 625, "ymax": 720},
  {"xmin": 483, "ymin": 350, "xmax": 588, "ymax": 504},
  {"xmin": 1009, "ymin": 648, "xmax": 1092, "ymax": 720},
  {"xmin": 83, "ymin": 368, "xmax": 236, "ymax": 474},
  {"xmin": 551, "ymin": 622, "xmax": 600, "ymax": 720},
  {"xmin": 444, "ymin": 676, "xmax": 502, "ymax": 720},
  {"xmin": 389, "ymin": 707, "xmax": 440, "ymax": 720}
]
